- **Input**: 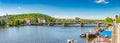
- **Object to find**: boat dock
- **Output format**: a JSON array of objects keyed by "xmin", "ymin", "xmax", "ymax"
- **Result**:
[
  {"xmin": 80, "ymin": 28, "xmax": 104, "ymax": 38},
  {"xmin": 91, "ymin": 30, "xmax": 112, "ymax": 43},
  {"xmin": 91, "ymin": 21, "xmax": 120, "ymax": 43},
  {"xmin": 91, "ymin": 26, "xmax": 112, "ymax": 43}
]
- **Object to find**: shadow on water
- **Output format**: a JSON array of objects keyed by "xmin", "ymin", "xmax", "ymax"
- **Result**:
[
  {"xmin": 0, "ymin": 26, "xmax": 7, "ymax": 29},
  {"xmin": 88, "ymin": 38, "xmax": 95, "ymax": 43},
  {"xmin": 42, "ymin": 25, "xmax": 105, "ymax": 27}
]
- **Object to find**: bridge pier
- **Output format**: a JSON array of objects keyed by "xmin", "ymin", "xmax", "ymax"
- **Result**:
[
  {"xmin": 39, "ymin": 23, "xmax": 47, "ymax": 26},
  {"xmin": 38, "ymin": 23, "xmax": 43, "ymax": 26},
  {"xmin": 80, "ymin": 23, "xmax": 84, "ymax": 27},
  {"xmin": 48, "ymin": 23, "xmax": 55, "ymax": 26},
  {"xmin": 37, "ymin": 22, "xmax": 104, "ymax": 27},
  {"xmin": 63, "ymin": 23, "xmax": 68, "ymax": 27},
  {"xmin": 96, "ymin": 23, "xmax": 100, "ymax": 27}
]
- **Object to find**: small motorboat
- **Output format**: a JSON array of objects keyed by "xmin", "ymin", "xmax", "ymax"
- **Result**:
[
  {"xmin": 80, "ymin": 34, "xmax": 86, "ymax": 38},
  {"xmin": 67, "ymin": 39, "xmax": 77, "ymax": 43},
  {"xmin": 80, "ymin": 33, "xmax": 97, "ymax": 38}
]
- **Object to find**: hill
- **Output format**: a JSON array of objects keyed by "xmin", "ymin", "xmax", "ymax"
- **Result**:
[{"xmin": 6, "ymin": 13, "xmax": 56, "ymax": 22}]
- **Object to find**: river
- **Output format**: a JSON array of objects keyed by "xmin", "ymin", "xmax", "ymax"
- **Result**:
[{"xmin": 0, "ymin": 24, "xmax": 104, "ymax": 43}]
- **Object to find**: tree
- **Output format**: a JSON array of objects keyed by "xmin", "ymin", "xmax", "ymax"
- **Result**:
[
  {"xmin": 14, "ymin": 20, "xmax": 20, "ymax": 25},
  {"xmin": 104, "ymin": 17, "xmax": 113, "ymax": 26},
  {"xmin": 104, "ymin": 17, "xmax": 113, "ymax": 23},
  {"xmin": 20, "ymin": 20, "xmax": 26, "ymax": 24},
  {"xmin": 1, "ymin": 20, "xmax": 5, "ymax": 25},
  {"xmin": 0, "ymin": 20, "xmax": 6, "ymax": 26},
  {"xmin": 7, "ymin": 20, "xmax": 20, "ymax": 26},
  {"xmin": 116, "ymin": 17, "xmax": 120, "ymax": 23},
  {"xmin": 7, "ymin": 21, "xmax": 14, "ymax": 26},
  {"xmin": 6, "ymin": 13, "xmax": 55, "ymax": 22},
  {"xmin": 32, "ymin": 18, "xmax": 38, "ymax": 24}
]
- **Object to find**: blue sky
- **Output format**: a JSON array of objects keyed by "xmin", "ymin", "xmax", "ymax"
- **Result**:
[{"xmin": 0, "ymin": 0, "xmax": 120, "ymax": 19}]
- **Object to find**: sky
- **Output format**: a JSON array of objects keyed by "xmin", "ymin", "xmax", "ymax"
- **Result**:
[{"xmin": 0, "ymin": 0, "xmax": 120, "ymax": 19}]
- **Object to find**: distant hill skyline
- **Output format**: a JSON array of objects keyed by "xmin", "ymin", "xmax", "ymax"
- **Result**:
[{"xmin": 0, "ymin": 0, "xmax": 119, "ymax": 19}]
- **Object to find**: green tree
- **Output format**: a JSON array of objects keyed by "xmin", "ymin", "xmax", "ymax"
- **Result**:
[
  {"xmin": 104, "ymin": 17, "xmax": 113, "ymax": 26},
  {"xmin": 32, "ymin": 18, "xmax": 38, "ymax": 24},
  {"xmin": 20, "ymin": 20, "xmax": 26, "ymax": 24},
  {"xmin": 7, "ymin": 21, "xmax": 14, "ymax": 26},
  {"xmin": 1, "ymin": 20, "xmax": 5, "ymax": 25},
  {"xmin": 116, "ymin": 17, "xmax": 120, "ymax": 23},
  {"xmin": 14, "ymin": 20, "xmax": 20, "ymax": 25},
  {"xmin": 6, "ymin": 13, "xmax": 55, "ymax": 22},
  {"xmin": 104, "ymin": 17, "xmax": 113, "ymax": 23},
  {"xmin": 0, "ymin": 20, "xmax": 6, "ymax": 26},
  {"xmin": 7, "ymin": 20, "xmax": 20, "ymax": 26}
]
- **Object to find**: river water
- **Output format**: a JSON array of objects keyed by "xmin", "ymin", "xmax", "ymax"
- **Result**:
[{"xmin": 0, "ymin": 24, "xmax": 103, "ymax": 43}]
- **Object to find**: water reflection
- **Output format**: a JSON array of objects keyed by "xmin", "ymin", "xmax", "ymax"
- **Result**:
[{"xmin": 0, "ymin": 26, "xmax": 102, "ymax": 43}]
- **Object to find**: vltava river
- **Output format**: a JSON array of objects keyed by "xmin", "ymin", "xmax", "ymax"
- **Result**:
[{"xmin": 0, "ymin": 25, "xmax": 99, "ymax": 43}]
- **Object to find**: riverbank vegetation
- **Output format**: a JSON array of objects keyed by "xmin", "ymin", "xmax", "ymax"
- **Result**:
[
  {"xmin": 0, "ymin": 20, "xmax": 6, "ymax": 26},
  {"xmin": 0, "ymin": 13, "xmax": 106, "ymax": 26},
  {"xmin": 7, "ymin": 20, "xmax": 26, "ymax": 26},
  {"xmin": 7, "ymin": 13, "xmax": 56, "ymax": 22},
  {"xmin": 5, "ymin": 13, "xmax": 56, "ymax": 26}
]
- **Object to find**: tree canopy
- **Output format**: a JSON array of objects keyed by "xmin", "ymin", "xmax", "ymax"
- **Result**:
[
  {"xmin": 116, "ymin": 16, "xmax": 120, "ymax": 23},
  {"xmin": 104, "ymin": 17, "xmax": 113, "ymax": 27},
  {"xmin": 6, "ymin": 13, "xmax": 56, "ymax": 22},
  {"xmin": 104, "ymin": 17, "xmax": 113, "ymax": 23}
]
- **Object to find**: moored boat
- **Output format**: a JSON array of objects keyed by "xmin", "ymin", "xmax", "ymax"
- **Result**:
[
  {"xmin": 80, "ymin": 33, "xmax": 97, "ymax": 38},
  {"xmin": 67, "ymin": 39, "xmax": 77, "ymax": 43},
  {"xmin": 80, "ymin": 28, "xmax": 104, "ymax": 38}
]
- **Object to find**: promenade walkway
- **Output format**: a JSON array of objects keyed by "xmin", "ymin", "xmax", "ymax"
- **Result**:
[{"xmin": 112, "ymin": 22, "xmax": 120, "ymax": 43}]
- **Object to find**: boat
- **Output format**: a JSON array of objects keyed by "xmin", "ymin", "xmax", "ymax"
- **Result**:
[
  {"xmin": 67, "ymin": 39, "xmax": 77, "ymax": 43},
  {"xmin": 80, "ymin": 28, "xmax": 104, "ymax": 38},
  {"xmin": 80, "ymin": 34, "xmax": 86, "ymax": 38},
  {"xmin": 80, "ymin": 33, "xmax": 97, "ymax": 38}
]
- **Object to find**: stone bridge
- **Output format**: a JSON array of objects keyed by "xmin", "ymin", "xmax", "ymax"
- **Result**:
[{"xmin": 35, "ymin": 22, "xmax": 105, "ymax": 27}]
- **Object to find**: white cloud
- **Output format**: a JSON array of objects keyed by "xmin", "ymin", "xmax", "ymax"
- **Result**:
[{"xmin": 95, "ymin": 0, "xmax": 109, "ymax": 4}]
